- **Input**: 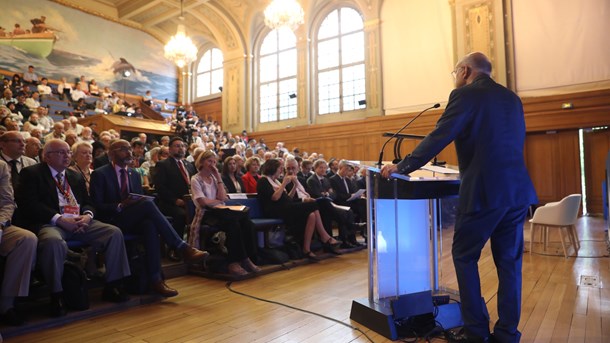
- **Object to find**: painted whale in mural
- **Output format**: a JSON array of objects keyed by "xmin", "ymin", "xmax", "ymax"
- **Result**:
[{"xmin": 111, "ymin": 58, "xmax": 137, "ymax": 76}]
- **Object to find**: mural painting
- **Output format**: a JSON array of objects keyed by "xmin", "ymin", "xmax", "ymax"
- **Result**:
[{"xmin": 0, "ymin": 0, "xmax": 178, "ymax": 102}]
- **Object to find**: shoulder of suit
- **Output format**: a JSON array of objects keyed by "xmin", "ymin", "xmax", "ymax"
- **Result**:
[{"xmin": 22, "ymin": 156, "xmax": 37, "ymax": 167}]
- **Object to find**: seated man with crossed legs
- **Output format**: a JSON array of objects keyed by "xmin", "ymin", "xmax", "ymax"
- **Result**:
[{"xmin": 90, "ymin": 139, "xmax": 208, "ymax": 297}]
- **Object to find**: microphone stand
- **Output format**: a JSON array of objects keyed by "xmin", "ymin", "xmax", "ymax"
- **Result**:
[{"xmin": 376, "ymin": 103, "xmax": 440, "ymax": 168}]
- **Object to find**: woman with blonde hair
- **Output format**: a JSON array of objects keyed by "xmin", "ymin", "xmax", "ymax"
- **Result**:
[
  {"xmin": 189, "ymin": 150, "xmax": 260, "ymax": 275},
  {"xmin": 69, "ymin": 141, "xmax": 93, "ymax": 193}
]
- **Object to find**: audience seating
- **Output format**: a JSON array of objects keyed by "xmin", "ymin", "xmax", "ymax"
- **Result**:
[{"xmin": 225, "ymin": 197, "xmax": 285, "ymax": 248}]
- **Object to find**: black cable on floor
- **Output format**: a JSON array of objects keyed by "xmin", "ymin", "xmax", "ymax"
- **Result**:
[{"xmin": 225, "ymin": 281, "xmax": 376, "ymax": 343}]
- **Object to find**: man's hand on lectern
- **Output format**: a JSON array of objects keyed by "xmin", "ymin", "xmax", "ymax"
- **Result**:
[{"xmin": 380, "ymin": 164, "xmax": 398, "ymax": 178}]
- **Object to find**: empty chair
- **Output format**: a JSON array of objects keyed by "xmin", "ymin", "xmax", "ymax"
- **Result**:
[{"xmin": 529, "ymin": 194, "xmax": 581, "ymax": 258}]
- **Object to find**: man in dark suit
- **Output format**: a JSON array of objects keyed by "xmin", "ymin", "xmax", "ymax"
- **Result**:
[
  {"xmin": 382, "ymin": 52, "xmax": 538, "ymax": 343},
  {"xmin": 330, "ymin": 160, "xmax": 367, "ymax": 224},
  {"xmin": 15, "ymin": 139, "xmax": 132, "ymax": 317},
  {"xmin": 153, "ymin": 137, "xmax": 195, "ymax": 244},
  {"xmin": 306, "ymin": 159, "xmax": 335, "ymax": 200},
  {"xmin": 297, "ymin": 159, "xmax": 313, "ymax": 193},
  {"xmin": 90, "ymin": 140, "xmax": 207, "ymax": 298}
]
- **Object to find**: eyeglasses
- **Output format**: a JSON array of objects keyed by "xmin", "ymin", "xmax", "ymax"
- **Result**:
[
  {"xmin": 2, "ymin": 138, "xmax": 24, "ymax": 144},
  {"xmin": 451, "ymin": 66, "xmax": 465, "ymax": 79},
  {"xmin": 47, "ymin": 150, "xmax": 72, "ymax": 156}
]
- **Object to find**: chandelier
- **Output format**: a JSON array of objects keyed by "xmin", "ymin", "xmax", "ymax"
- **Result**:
[
  {"xmin": 164, "ymin": 0, "xmax": 198, "ymax": 68},
  {"xmin": 264, "ymin": 0, "xmax": 305, "ymax": 31}
]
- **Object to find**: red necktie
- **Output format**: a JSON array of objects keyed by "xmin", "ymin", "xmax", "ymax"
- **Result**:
[
  {"xmin": 120, "ymin": 169, "xmax": 128, "ymax": 199},
  {"xmin": 177, "ymin": 160, "xmax": 190, "ymax": 185}
]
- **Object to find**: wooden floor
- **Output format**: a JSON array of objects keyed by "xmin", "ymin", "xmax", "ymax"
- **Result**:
[{"xmin": 7, "ymin": 216, "xmax": 610, "ymax": 343}]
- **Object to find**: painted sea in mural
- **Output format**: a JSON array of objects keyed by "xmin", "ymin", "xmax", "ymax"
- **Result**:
[{"xmin": 0, "ymin": 0, "xmax": 178, "ymax": 102}]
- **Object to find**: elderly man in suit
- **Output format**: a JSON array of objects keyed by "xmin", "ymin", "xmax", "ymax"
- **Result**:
[
  {"xmin": 0, "ymin": 160, "xmax": 37, "ymax": 326},
  {"xmin": 15, "ymin": 139, "xmax": 132, "ymax": 317},
  {"xmin": 90, "ymin": 139, "xmax": 207, "ymax": 298},
  {"xmin": 381, "ymin": 52, "xmax": 538, "ymax": 343},
  {"xmin": 153, "ymin": 136, "xmax": 196, "ymax": 257}
]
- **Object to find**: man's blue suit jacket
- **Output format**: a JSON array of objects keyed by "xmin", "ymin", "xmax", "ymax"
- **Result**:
[
  {"xmin": 90, "ymin": 163, "xmax": 144, "ymax": 222},
  {"xmin": 397, "ymin": 75, "xmax": 538, "ymax": 213}
]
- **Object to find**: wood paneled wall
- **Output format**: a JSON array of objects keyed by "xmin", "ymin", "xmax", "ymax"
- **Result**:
[
  {"xmin": 192, "ymin": 97, "xmax": 222, "ymax": 123},
  {"xmin": 251, "ymin": 89, "xmax": 610, "ymax": 211}
]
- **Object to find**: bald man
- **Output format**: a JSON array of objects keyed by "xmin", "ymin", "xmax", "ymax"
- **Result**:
[{"xmin": 382, "ymin": 52, "xmax": 537, "ymax": 343}]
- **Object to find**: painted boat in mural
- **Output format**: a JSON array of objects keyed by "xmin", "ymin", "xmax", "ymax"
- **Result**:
[{"xmin": 0, "ymin": 32, "xmax": 56, "ymax": 58}]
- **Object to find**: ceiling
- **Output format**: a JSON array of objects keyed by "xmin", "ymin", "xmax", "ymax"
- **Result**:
[{"xmin": 53, "ymin": 0, "xmax": 271, "ymax": 53}]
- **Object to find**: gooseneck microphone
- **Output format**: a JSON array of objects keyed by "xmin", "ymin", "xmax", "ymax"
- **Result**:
[{"xmin": 376, "ymin": 103, "xmax": 441, "ymax": 168}]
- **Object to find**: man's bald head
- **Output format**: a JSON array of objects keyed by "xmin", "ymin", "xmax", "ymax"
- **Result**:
[{"xmin": 460, "ymin": 52, "xmax": 492, "ymax": 76}]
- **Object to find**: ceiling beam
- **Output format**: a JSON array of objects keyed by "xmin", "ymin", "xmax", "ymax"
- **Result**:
[{"xmin": 118, "ymin": 0, "xmax": 163, "ymax": 20}]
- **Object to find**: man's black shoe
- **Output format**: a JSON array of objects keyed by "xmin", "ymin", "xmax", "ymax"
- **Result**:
[
  {"xmin": 1, "ymin": 308, "xmax": 25, "ymax": 326},
  {"xmin": 102, "ymin": 286, "xmax": 130, "ymax": 303},
  {"xmin": 445, "ymin": 328, "xmax": 493, "ymax": 343},
  {"xmin": 49, "ymin": 294, "xmax": 67, "ymax": 317}
]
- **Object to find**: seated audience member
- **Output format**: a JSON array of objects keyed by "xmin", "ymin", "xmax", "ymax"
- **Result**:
[
  {"xmin": 9, "ymin": 74, "xmax": 23, "ymax": 95},
  {"xmin": 80, "ymin": 126, "xmax": 95, "ymax": 144},
  {"xmin": 69, "ymin": 141, "xmax": 93, "ymax": 193},
  {"xmin": 0, "ymin": 131, "xmax": 38, "ymax": 190},
  {"xmin": 330, "ymin": 160, "xmax": 367, "ymax": 224},
  {"xmin": 0, "ymin": 89, "xmax": 16, "ymax": 107},
  {"xmin": 129, "ymin": 140, "xmax": 150, "ymax": 190},
  {"xmin": 73, "ymin": 98, "xmax": 88, "ymax": 116},
  {"xmin": 25, "ymin": 91, "xmax": 41, "ymax": 111},
  {"xmin": 15, "ymin": 139, "xmax": 132, "ymax": 317},
  {"xmin": 326, "ymin": 158, "xmax": 339, "ymax": 178},
  {"xmin": 285, "ymin": 157, "xmax": 359, "ymax": 248},
  {"xmin": 0, "ymin": 160, "xmax": 38, "ymax": 326},
  {"xmin": 189, "ymin": 151, "xmax": 259, "ymax": 275},
  {"xmin": 37, "ymin": 107, "xmax": 54, "ymax": 134},
  {"xmin": 297, "ymin": 159, "xmax": 313, "ymax": 192},
  {"xmin": 77, "ymin": 76, "xmax": 89, "ymax": 94},
  {"xmin": 143, "ymin": 90, "xmax": 153, "ymax": 106},
  {"xmin": 64, "ymin": 131, "xmax": 78, "ymax": 148},
  {"xmin": 90, "ymin": 140, "xmax": 207, "ymax": 296},
  {"xmin": 233, "ymin": 154, "xmax": 246, "ymax": 175},
  {"xmin": 24, "ymin": 136, "xmax": 42, "ymax": 162},
  {"xmin": 153, "ymin": 137, "xmax": 195, "ymax": 247},
  {"xmin": 257, "ymin": 159, "xmax": 340, "ymax": 260},
  {"xmin": 307, "ymin": 159, "xmax": 335, "ymax": 200},
  {"xmin": 57, "ymin": 77, "xmax": 73, "ymax": 101},
  {"xmin": 89, "ymin": 79, "xmax": 100, "ymax": 96},
  {"xmin": 100, "ymin": 87, "xmax": 112, "ymax": 99},
  {"xmin": 71, "ymin": 83, "xmax": 87, "ymax": 103},
  {"xmin": 44, "ymin": 122, "xmax": 65, "ymax": 142},
  {"xmin": 37, "ymin": 77, "xmax": 52, "ymax": 96},
  {"xmin": 68, "ymin": 116, "xmax": 83, "ymax": 136},
  {"xmin": 241, "ymin": 156, "xmax": 261, "ymax": 193},
  {"xmin": 22, "ymin": 65, "xmax": 39, "ymax": 85},
  {"xmin": 221, "ymin": 156, "xmax": 245, "ymax": 193}
]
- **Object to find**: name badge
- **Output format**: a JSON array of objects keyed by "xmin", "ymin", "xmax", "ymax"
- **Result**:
[{"xmin": 62, "ymin": 205, "xmax": 80, "ymax": 218}]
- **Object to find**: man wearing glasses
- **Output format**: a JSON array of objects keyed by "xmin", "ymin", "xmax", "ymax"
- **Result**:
[
  {"xmin": 15, "ymin": 139, "xmax": 131, "ymax": 317},
  {"xmin": 382, "ymin": 52, "xmax": 537, "ymax": 343}
]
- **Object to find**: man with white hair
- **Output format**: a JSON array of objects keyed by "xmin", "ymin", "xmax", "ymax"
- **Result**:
[{"xmin": 68, "ymin": 116, "xmax": 83, "ymax": 136}]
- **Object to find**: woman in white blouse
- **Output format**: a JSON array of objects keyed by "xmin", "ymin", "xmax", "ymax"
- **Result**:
[{"xmin": 189, "ymin": 151, "xmax": 260, "ymax": 276}]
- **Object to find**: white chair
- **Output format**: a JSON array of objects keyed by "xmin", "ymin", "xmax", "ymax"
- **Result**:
[{"xmin": 529, "ymin": 194, "xmax": 581, "ymax": 258}]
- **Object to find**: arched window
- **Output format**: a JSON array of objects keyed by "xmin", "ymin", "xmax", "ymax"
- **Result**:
[
  {"xmin": 196, "ymin": 48, "xmax": 223, "ymax": 98},
  {"xmin": 316, "ymin": 7, "xmax": 365, "ymax": 115},
  {"xmin": 258, "ymin": 29, "xmax": 298, "ymax": 123}
]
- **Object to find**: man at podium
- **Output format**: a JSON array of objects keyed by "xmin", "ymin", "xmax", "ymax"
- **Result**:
[{"xmin": 381, "ymin": 52, "xmax": 537, "ymax": 343}]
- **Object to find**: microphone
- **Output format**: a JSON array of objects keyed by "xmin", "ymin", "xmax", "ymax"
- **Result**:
[{"xmin": 376, "ymin": 103, "xmax": 441, "ymax": 168}]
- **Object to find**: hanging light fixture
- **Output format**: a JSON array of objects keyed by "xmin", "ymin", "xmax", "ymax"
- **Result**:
[
  {"xmin": 164, "ymin": 0, "xmax": 198, "ymax": 68},
  {"xmin": 264, "ymin": 0, "xmax": 305, "ymax": 31}
]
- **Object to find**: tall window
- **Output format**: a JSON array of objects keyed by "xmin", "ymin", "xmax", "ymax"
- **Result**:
[
  {"xmin": 196, "ymin": 48, "xmax": 223, "ymax": 98},
  {"xmin": 258, "ymin": 29, "xmax": 298, "ymax": 123},
  {"xmin": 317, "ymin": 7, "xmax": 366, "ymax": 115}
]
